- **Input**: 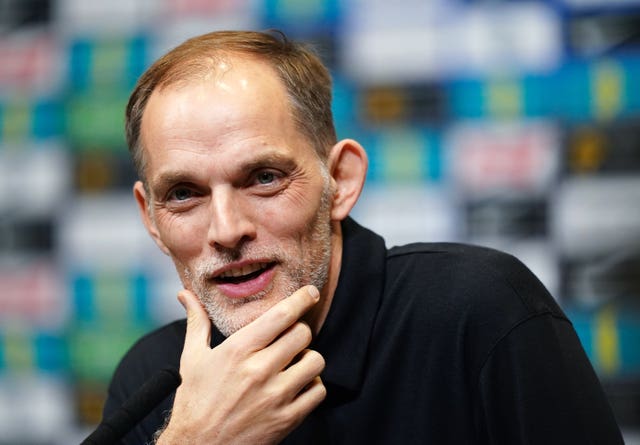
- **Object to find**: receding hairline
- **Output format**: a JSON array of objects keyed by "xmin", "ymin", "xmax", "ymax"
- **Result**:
[
  {"xmin": 138, "ymin": 52, "xmax": 307, "ymax": 149},
  {"xmin": 150, "ymin": 49, "xmax": 274, "ymax": 92},
  {"xmin": 137, "ymin": 52, "xmax": 324, "ymax": 188},
  {"xmin": 127, "ymin": 30, "xmax": 337, "ymax": 183}
]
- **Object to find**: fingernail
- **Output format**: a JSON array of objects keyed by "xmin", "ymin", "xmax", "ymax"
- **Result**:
[{"xmin": 308, "ymin": 285, "xmax": 320, "ymax": 301}]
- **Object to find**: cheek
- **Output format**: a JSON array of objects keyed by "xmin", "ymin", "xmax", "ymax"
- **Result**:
[
  {"xmin": 259, "ymin": 194, "xmax": 321, "ymax": 237},
  {"xmin": 155, "ymin": 212, "xmax": 208, "ymax": 258},
  {"xmin": 265, "ymin": 174, "xmax": 328, "ymax": 231}
]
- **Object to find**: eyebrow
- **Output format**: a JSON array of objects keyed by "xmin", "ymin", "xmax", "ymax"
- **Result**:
[
  {"xmin": 150, "ymin": 151, "xmax": 299, "ymax": 193},
  {"xmin": 150, "ymin": 171, "xmax": 194, "ymax": 194},
  {"xmin": 239, "ymin": 152, "xmax": 298, "ymax": 173}
]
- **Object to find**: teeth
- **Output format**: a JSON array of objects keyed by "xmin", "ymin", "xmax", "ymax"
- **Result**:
[{"xmin": 219, "ymin": 263, "xmax": 267, "ymax": 278}]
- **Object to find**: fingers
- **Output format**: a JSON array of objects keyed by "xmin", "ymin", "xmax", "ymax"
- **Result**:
[
  {"xmin": 178, "ymin": 289, "xmax": 212, "ymax": 353},
  {"xmin": 296, "ymin": 375, "xmax": 326, "ymax": 406},
  {"xmin": 282, "ymin": 349, "xmax": 326, "ymax": 398},
  {"xmin": 257, "ymin": 321, "xmax": 313, "ymax": 372},
  {"xmin": 179, "ymin": 284, "xmax": 319, "ymax": 356},
  {"xmin": 234, "ymin": 285, "xmax": 320, "ymax": 351},
  {"xmin": 166, "ymin": 286, "xmax": 325, "ymax": 444},
  {"xmin": 284, "ymin": 375, "xmax": 327, "ymax": 430}
]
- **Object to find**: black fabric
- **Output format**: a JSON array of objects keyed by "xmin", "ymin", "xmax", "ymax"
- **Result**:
[{"xmin": 103, "ymin": 218, "xmax": 624, "ymax": 444}]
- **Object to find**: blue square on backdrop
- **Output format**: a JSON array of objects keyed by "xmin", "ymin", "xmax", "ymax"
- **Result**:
[{"xmin": 258, "ymin": 0, "xmax": 340, "ymax": 35}]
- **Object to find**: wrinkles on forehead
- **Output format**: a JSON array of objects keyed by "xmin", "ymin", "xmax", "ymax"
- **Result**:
[{"xmin": 138, "ymin": 53, "xmax": 308, "ymax": 185}]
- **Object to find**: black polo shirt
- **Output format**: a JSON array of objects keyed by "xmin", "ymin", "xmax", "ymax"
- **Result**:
[{"xmin": 103, "ymin": 217, "xmax": 623, "ymax": 444}]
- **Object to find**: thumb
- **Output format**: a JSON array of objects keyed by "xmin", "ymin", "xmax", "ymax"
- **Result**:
[{"xmin": 178, "ymin": 289, "xmax": 212, "ymax": 351}]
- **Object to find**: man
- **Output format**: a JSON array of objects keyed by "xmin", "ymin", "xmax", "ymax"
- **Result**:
[{"xmin": 103, "ymin": 30, "xmax": 624, "ymax": 444}]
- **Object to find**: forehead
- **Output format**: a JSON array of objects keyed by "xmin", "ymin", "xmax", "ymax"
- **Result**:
[
  {"xmin": 147, "ymin": 54, "xmax": 288, "ymax": 124},
  {"xmin": 139, "ymin": 55, "xmax": 313, "ymax": 180}
]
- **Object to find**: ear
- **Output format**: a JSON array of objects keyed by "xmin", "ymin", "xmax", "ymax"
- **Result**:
[
  {"xmin": 327, "ymin": 139, "xmax": 368, "ymax": 221},
  {"xmin": 133, "ymin": 181, "xmax": 171, "ymax": 256}
]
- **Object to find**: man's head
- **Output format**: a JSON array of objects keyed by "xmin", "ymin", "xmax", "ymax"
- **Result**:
[
  {"xmin": 130, "ymin": 30, "xmax": 368, "ymax": 336},
  {"xmin": 126, "ymin": 30, "xmax": 337, "ymax": 182}
]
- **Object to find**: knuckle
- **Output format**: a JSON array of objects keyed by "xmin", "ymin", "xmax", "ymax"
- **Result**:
[
  {"xmin": 307, "ymin": 350, "xmax": 326, "ymax": 372},
  {"xmin": 219, "ymin": 338, "xmax": 257, "ymax": 368},
  {"xmin": 242, "ymin": 359, "xmax": 270, "ymax": 384},
  {"xmin": 186, "ymin": 311, "xmax": 199, "ymax": 325},
  {"xmin": 185, "ymin": 313, "xmax": 206, "ymax": 334},
  {"xmin": 279, "ymin": 406, "xmax": 298, "ymax": 426},
  {"xmin": 220, "ymin": 338, "xmax": 245, "ymax": 361},
  {"xmin": 316, "ymin": 381, "xmax": 328, "ymax": 400},
  {"xmin": 294, "ymin": 322, "xmax": 313, "ymax": 347},
  {"xmin": 271, "ymin": 304, "xmax": 297, "ymax": 325}
]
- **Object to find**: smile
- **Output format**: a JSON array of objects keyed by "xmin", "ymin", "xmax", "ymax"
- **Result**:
[{"xmin": 214, "ymin": 262, "xmax": 275, "ymax": 284}]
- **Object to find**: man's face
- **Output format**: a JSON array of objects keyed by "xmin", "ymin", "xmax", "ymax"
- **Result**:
[{"xmin": 137, "ymin": 57, "xmax": 335, "ymax": 336}]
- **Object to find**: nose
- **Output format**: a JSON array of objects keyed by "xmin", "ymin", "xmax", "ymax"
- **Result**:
[{"xmin": 207, "ymin": 188, "xmax": 257, "ymax": 249}]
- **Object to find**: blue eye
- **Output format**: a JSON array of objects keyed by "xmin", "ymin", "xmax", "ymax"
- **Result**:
[
  {"xmin": 170, "ymin": 188, "xmax": 192, "ymax": 201},
  {"xmin": 256, "ymin": 171, "xmax": 276, "ymax": 184}
]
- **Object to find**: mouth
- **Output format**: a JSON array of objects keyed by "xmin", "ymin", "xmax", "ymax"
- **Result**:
[{"xmin": 213, "ymin": 262, "xmax": 276, "ymax": 285}]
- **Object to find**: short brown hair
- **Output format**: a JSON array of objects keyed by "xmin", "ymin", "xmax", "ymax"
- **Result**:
[{"xmin": 125, "ymin": 30, "xmax": 336, "ymax": 180}]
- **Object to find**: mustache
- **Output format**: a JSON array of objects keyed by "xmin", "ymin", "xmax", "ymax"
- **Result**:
[{"xmin": 190, "ymin": 247, "xmax": 284, "ymax": 280}]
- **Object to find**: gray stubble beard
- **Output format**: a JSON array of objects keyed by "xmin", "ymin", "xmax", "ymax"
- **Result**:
[{"xmin": 182, "ymin": 174, "xmax": 333, "ymax": 337}]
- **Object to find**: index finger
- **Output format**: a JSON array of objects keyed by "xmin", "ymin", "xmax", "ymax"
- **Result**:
[{"xmin": 232, "ymin": 285, "xmax": 320, "ymax": 351}]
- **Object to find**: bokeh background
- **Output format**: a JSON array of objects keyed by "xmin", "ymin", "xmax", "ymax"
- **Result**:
[{"xmin": 1, "ymin": 0, "xmax": 640, "ymax": 443}]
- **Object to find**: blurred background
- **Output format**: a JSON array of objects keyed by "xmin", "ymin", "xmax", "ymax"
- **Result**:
[{"xmin": 1, "ymin": 0, "xmax": 639, "ymax": 443}]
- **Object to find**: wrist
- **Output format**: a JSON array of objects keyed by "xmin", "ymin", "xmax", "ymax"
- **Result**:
[
  {"xmin": 154, "ymin": 425, "xmax": 187, "ymax": 445},
  {"xmin": 152, "ymin": 413, "xmax": 186, "ymax": 445}
]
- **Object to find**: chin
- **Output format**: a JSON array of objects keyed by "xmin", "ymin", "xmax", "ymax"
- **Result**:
[{"xmin": 206, "ymin": 293, "xmax": 284, "ymax": 337}]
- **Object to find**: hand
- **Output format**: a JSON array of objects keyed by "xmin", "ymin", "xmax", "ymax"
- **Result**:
[{"xmin": 156, "ymin": 286, "xmax": 327, "ymax": 445}]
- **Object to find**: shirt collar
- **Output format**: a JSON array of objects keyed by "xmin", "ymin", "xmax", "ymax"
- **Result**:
[{"xmin": 312, "ymin": 217, "xmax": 387, "ymax": 393}]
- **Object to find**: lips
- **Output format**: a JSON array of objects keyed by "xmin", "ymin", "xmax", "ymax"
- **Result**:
[
  {"xmin": 212, "ymin": 261, "xmax": 276, "ymax": 299},
  {"xmin": 216, "ymin": 262, "xmax": 273, "ymax": 283}
]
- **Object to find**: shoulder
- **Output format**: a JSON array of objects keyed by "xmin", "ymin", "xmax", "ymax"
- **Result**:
[
  {"xmin": 388, "ymin": 241, "xmax": 531, "ymax": 280},
  {"xmin": 380, "ymin": 242, "xmax": 568, "ymax": 354},
  {"xmin": 379, "ymin": 242, "xmax": 570, "ymax": 375},
  {"xmin": 386, "ymin": 242, "xmax": 563, "ymax": 318}
]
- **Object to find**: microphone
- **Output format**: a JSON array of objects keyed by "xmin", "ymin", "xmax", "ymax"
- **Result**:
[{"xmin": 82, "ymin": 367, "xmax": 181, "ymax": 445}]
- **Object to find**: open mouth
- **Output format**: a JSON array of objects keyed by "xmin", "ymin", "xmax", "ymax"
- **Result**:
[{"xmin": 213, "ymin": 262, "xmax": 275, "ymax": 285}]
